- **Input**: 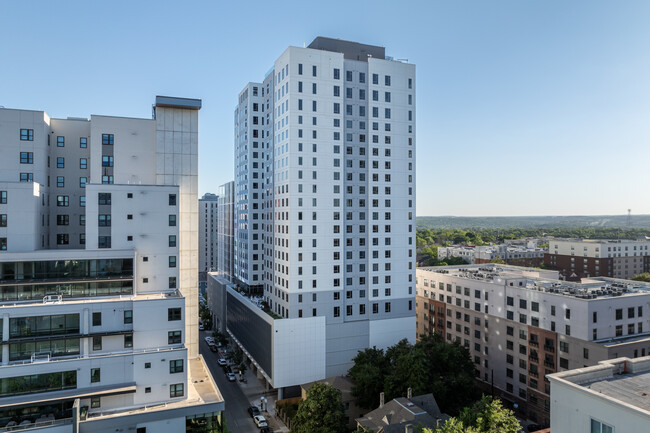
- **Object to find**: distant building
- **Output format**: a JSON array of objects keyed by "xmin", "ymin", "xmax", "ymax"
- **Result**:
[
  {"xmin": 437, "ymin": 244, "xmax": 546, "ymax": 267},
  {"xmin": 301, "ymin": 376, "xmax": 362, "ymax": 431},
  {"xmin": 355, "ymin": 390, "xmax": 449, "ymax": 433},
  {"xmin": 199, "ymin": 192, "xmax": 218, "ymax": 280},
  {"xmin": 416, "ymin": 264, "xmax": 650, "ymax": 427},
  {"xmin": 544, "ymin": 238, "xmax": 650, "ymax": 280},
  {"xmin": 549, "ymin": 356, "xmax": 650, "ymax": 432},
  {"xmin": 217, "ymin": 182, "xmax": 234, "ymax": 281}
]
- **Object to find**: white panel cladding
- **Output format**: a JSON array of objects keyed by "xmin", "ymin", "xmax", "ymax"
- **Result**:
[{"xmin": 272, "ymin": 316, "xmax": 326, "ymax": 388}]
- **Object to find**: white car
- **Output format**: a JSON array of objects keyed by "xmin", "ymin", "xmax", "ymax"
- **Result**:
[
  {"xmin": 199, "ymin": 323, "xmax": 204, "ymax": 331},
  {"xmin": 227, "ymin": 373, "xmax": 237, "ymax": 382},
  {"xmin": 204, "ymin": 336, "xmax": 214, "ymax": 344},
  {"xmin": 217, "ymin": 358, "xmax": 227, "ymax": 366},
  {"xmin": 253, "ymin": 415, "xmax": 268, "ymax": 428}
]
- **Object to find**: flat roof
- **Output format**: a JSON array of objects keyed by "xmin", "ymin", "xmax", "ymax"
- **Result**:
[
  {"xmin": 549, "ymin": 356, "xmax": 650, "ymax": 415},
  {"xmin": 155, "ymin": 96, "xmax": 202, "ymax": 110}
]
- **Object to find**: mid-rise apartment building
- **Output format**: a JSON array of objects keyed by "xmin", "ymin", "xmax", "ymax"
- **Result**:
[
  {"xmin": 211, "ymin": 37, "xmax": 416, "ymax": 397},
  {"xmin": 437, "ymin": 244, "xmax": 546, "ymax": 267},
  {"xmin": 199, "ymin": 192, "xmax": 219, "ymax": 279},
  {"xmin": 0, "ymin": 98, "xmax": 224, "ymax": 432},
  {"xmin": 416, "ymin": 264, "xmax": 650, "ymax": 428},
  {"xmin": 544, "ymin": 238, "xmax": 650, "ymax": 280}
]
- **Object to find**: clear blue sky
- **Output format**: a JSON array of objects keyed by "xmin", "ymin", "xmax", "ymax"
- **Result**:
[{"xmin": 2, "ymin": 0, "xmax": 649, "ymax": 216}]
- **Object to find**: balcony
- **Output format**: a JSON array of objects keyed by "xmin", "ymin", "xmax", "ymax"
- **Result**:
[
  {"xmin": 544, "ymin": 360, "xmax": 555, "ymax": 368},
  {"xmin": 543, "ymin": 345, "xmax": 555, "ymax": 353},
  {"xmin": 529, "ymin": 355, "xmax": 539, "ymax": 363},
  {"xmin": 529, "ymin": 370, "xmax": 539, "ymax": 378},
  {"xmin": 529, "ymin": 340, "xmax": 539, "ymax": 348}
]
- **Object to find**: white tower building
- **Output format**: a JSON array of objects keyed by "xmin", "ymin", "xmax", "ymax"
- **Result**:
[
  {"xmin": 199, "ymin": 192, "xmax": 219, "ymax": 279},
  {"xmin": 0, "ymin": 97, "xmax": 224, "ymax": 432},
  {"xmin": 219, "ymin": 37, "xmax": 416, "ymax": 396}
]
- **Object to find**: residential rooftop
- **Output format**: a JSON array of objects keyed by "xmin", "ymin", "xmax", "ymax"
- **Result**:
[
  {"xmin": 548, "ymin": 356, "xmax": 650, "ymax": 415},
  {"xmin": 418, "ymin": 264, "xmax": 650, "ymax": 300}
]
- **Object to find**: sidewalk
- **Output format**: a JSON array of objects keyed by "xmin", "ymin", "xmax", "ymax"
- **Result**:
[{"xmin": 236, "ymin": 364, "xmax": 290, "ymax": 433}]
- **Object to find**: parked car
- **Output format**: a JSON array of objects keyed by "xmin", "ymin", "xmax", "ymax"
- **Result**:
[
  {"xmin": 217, "ymin": 358, "xmax": 227, "ymax": 366},
  {"xmin": 260, "ymin": 427, "xmax": 274, "ymax": 433},
  {"xmin": 199, "ymin": 323, "xmax": 204, "ymax": 331},
  {"xmin": 253, "ymin": 415, "xmax": 267, "ymax": 428},
  {"xmin": 227, "ymin": 373, "xmax": 237, "ymax": 382},
  {"xmin": 248, "ymin": 405, "xmax": 260, "ymax": 418},
  {"xmin": 204, "ymin": 336, "xmax": 214, "ymax": 344},
  {"xmin": 209, "ymin": 344, "xmax": 218, "ymax": 352}
]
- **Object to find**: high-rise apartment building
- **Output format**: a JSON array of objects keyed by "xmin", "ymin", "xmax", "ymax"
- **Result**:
[
  {"xmin": 416, "ymin": 264, "xmax": 650, "ymax": 427},
  {"xmin": 213, "ymin": 37, "xmax": 416, "ymax": 397},
  {"xmin": 544, "ymin": 238, "xmax": 650, "ymax": 280},
  {"xmin": 199, "ymin": 192, "xmax": 219, "ymax": 279},
  {"xmin": 0, "ymin": 98, "xmax": 224, "ymax": 432}
]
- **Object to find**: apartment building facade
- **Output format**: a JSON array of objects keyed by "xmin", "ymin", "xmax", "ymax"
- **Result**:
[
  {"xmin": 436, "ymin": 244, "xmax": 546, "ymax": 267},
  {"xmin": 199, "ymin": 192, "xmax": 219, "ymax": 279},
  {"xmin": 216, "ymin": 37, "xmax": 416, "ymax": 395},
  {"xmin": 0, "ymin": 98, "xmax": 224, "ymax": 432},
  {"xmin": 544, "ymin": 238, "xmax": 650, "ymax": 280},
  {"xmin": 416, "ymin": 264, "xmax": 650, "ymax": 427}
]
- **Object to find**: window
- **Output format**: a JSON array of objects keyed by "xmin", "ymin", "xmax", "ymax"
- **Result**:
[
  {"xmin": 57, "ymin": 157, "xmax": 64, "ymax": 168},
  {"xmin": 169, "ymin": 277, "xmax": 177, "ymax": 289},
  {"xmin": 93, "ymin": 336, "xmax": 102, "ymax": 351},
  {"xmin": 57, "ymin": 136, "xmax": 65, "ymax": 147},
  {"xmin": 385, "ymin": 75, "xmax": 391, "ymax": 86},
  {"xmin": 169, "ymin": 235, "xmax": 177, "ymax": 247},
  {"xmin": 0, "ymin": 191, "xmax": 6, "ymax": 204},
  {"xmin": 91, "ymin": 397, "xmax": 100, "ymax": 408},
  {"xmin": 56, "ymin": 234, "xmax": 69, "ymax": 245},
  {"xmin": 0, "ymin": 238, "xmax": 6, "ymax": 251},
  {"xmin": 170, "ymin": 383, "xmax": 184, "ymax": 398},
  {"xmin": 169, "ymin": 194, "xmax": 176, "ymax": 205},
  {"xmin": 169, "ymin": 359, "xmax": 184, "ymax": 374},
  {"xmin": 20, "ymin": 152, "xmax": 33, "ymax": 164},
  {"xmin": 0, "ymin": 214, "xmax": 6, "ymax": 227},
  {"xmin": 92, "ymin": 312, "xmax": 102, "ymax": 326},
  {"xmin": 80, "ymin": 158, "xmax": 87, "ymax": 169},
  {"xmin": 124, "ymin": 310, "xmax": 133, "ymax": 324},
  {"xmin": 616, "ymin": 309, "xmax": 622, "ymax": 320},
  {"xmin": 56, "ymin": 215, "xmax": 69, "ymax": 226},
  {"xmin": 102, "ymin": 175, "xmax": 113, "ymax": 184},
  {"xmin": 168, "ymin": 330, "xmax": 182, "ymax": 344},
  {"xmin": 333, "ymin": 68, "xmax": 340, "ymax": 79},
  {"xmin": 124, "ymin": 334, "xmax": 133, "ymax": 348},
  {"xmin": 80, "ymin": 137, "xmax": 87, "ymax": 148},
  {"xmin": 98, "ymin": 236, "xmax": 111, "ymax": 248},
  {"xmin": 98, "ymin": 193, "xmax": 111, "ymax": 205},
  {"xmin": 591, "ymin": 419, "xmax": 613, "ymax": 433},
  {"xmin": 79, "ymin": 177, "xmax": 87, "ymax": 188},
  {"xmin": 169, "ymin": 215, "xmax": 177, "ymax": 226},
  {"xmin": 102, "ymin": 134, "xmax": 114, "ymax": 145},
  {"xmin": 20, "ymin": 129, "xmax": 34, "ymax": 141},
  {"xmin": 19, "ymin": 173, "xmax": 32, "ymax": 182},
  {"xmin": 169, "ymin": 256, "xmax": 177, "ymax": 267},
  {"xmin": 56, "ymin": 195, "xmax": 70, "ymax": 207},
  {"xmin": 98, "ymin": 215, "xmax": 111, "ymax": 226},
  {"xmin": 168, "ymin": 308, "xmax": 182, "ymax": 321},
  {"xmin": 102, "ymin": 156, "xmax": 114, "ymax": 167},
  {"xmin": 91, "ymin": 368, "xmax": 101, "ymax": 383}
]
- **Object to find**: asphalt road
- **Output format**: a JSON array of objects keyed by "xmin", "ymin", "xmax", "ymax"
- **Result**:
[{"xmin": 199, "ymin": 332, "xmax": 260, "ymax": 433}]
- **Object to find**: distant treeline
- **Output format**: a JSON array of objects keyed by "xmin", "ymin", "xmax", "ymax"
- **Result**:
[
  {"xmin": 417, "ymin": 215, "xmax": 650, "ymax": 230},
  {"xmin": 416, "ymin": 227, "xmax": 650, "ymax": 249}
]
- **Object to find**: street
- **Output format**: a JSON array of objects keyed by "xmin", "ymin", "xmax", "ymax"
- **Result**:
[{"xmin": 199, "ymin": 331, "xmax": 260, "ymax": 433}]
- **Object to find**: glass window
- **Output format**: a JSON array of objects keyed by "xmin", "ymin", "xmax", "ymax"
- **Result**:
[
  {"xmin": 80, "ymin": 158, "xmax": 87, "ymax": 169},
  {"xmin": 124, "ymin": 333, "xmax": 133, "ymax": 348},
  {"xmin": 170, "ymin": 383, "xmax": 184, "ymax": 398},
  {"xmin": 91, "ymin": 368, "xmax": 100, "ymax": 383},
  {"xmin": 124, "ymin": 310, "xmax": 133, "ymax": 324},
  {"xmin": 57, "ymin": 136, "xmax": 65, "ymax": 147},
  {"xmin": 20, "ymin": 152, "xmax": 34, "ymax": 164},
  {"xmin": 170, "ymin": 359, "xmax": 184, "ymax": 373},
  {"xmin": 80, "ymin": 137, "xmax": 87, "ymax": 148},
  {"xmin": 20, "ymin": 129, "xmax": 34, "ymax": 141},
  {"xmin": 57, "ymin": 157, "xmax": 64, "ymax": 168},
  {"xmin": 169, "ymin": 215, "xmax": 177, "ymax": 226},
  {"xmin": 102, "ymin": 134, "xmax": 114, "ymax": 145}
]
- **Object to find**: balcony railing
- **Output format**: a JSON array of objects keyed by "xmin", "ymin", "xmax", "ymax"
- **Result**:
[
  {"xmin": 529, "ymin": 370, "xmax": 539, "ymax": 378},
  {"xmin": 529, "ymin": 355, "xmax": 539, "ymax": 363},
  {"xmin": 543, "ymin": 345, "xmax": 555, "ymax": 353},
  {"xmin": 529, "ymin": 340, "xmax": 539, "ymax": 348},
  {"xmin": 544, "ymin": 360, "xmax": 555, "ymax": 368}
]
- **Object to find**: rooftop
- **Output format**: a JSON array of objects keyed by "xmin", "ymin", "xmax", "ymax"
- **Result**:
[
  {"xmin": 356, "ymin": 393, "xmax": 449, "ymax": 433},
  {"xmin": 308, "ymin": 36, "xmax": 386, "ymax": 61},
  {"xmin": 418, "ymin": 264, "xmax": 650, "ymax": 300},
  {"xmin": 548, "ymin": 356, "xmax": 650, "ymax": 416}
]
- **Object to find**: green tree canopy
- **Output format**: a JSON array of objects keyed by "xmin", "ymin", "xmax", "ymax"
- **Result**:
[
  {"xmin": 292, "ymin": 383, "xmax": 346, "ymax": 433},
  {"xmin": 632, "ymin": 273, "xmax": 650, "ymax": 282},
  {"xmin": 423, "ymin": 396, "xmax": 521, "ymax": 433},
  {"xmin": 349, "ymin": 334, "xmax": 479, "ymax": 414}
]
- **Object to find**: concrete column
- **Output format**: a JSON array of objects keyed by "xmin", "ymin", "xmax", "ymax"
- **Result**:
[{"xmin": 277, "ymin": 387, "xmax": 284, "ymax": 401}]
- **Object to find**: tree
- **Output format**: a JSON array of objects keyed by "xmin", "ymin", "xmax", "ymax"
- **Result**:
[
  {"xmin": 632, "ymin": 273, "xmax": 650, "ymax": 282},
  {"xmin": 423, "ymin": 396, "xmax": 521, "ymax": 433},
  {"xmin": 349, "ymin": 347, "xmax": 389, "ymax": 409},
  {"xmin": 292, "ymin": 383, "xmax": 345, "ymax": 433},
  {"xmin": 349, "ymin": 334, "xmax": 479, "ymax": 415}
]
